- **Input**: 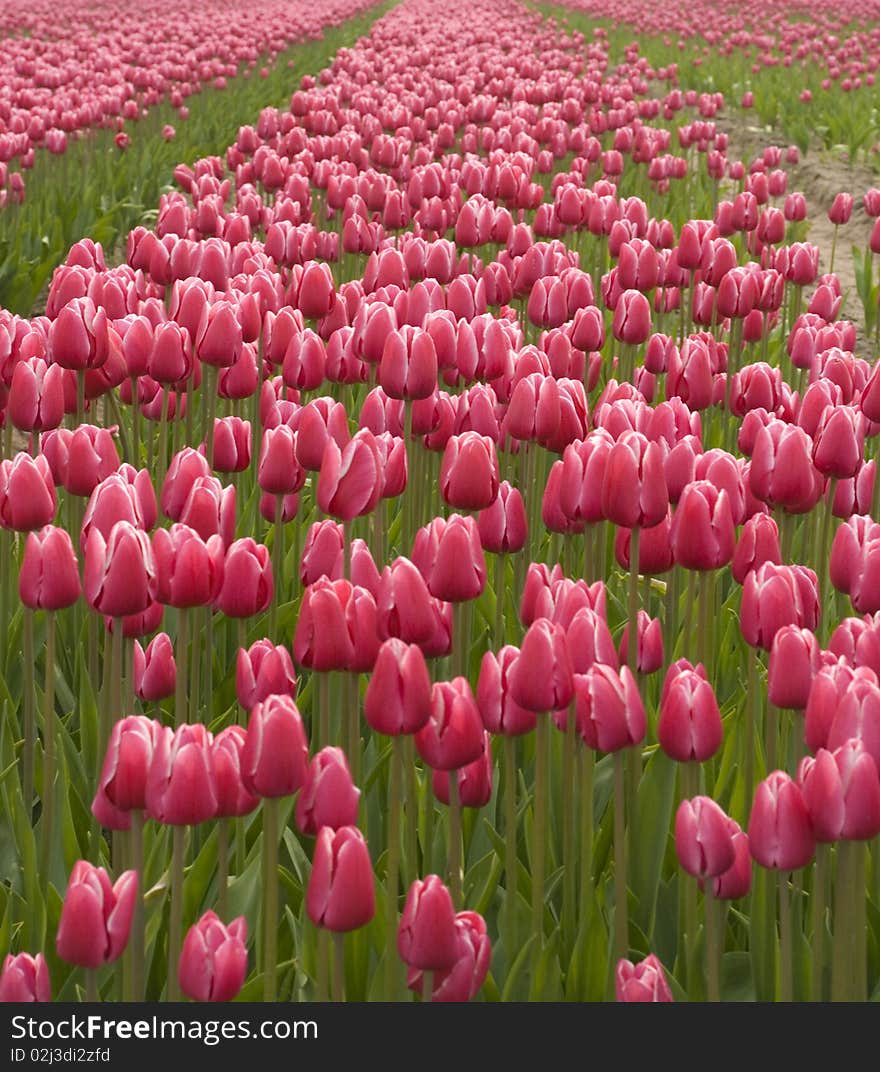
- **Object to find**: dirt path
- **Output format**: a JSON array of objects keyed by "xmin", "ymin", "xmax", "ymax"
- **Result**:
[{"xmin": 716, "ymin": 113, "xmax": 877, "ymax": 344}]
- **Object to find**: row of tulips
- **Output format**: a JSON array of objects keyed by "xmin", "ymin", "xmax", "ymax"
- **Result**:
[{"xmin": 3, "ymin": 0, "xmax": 880, "ymax": 1003}]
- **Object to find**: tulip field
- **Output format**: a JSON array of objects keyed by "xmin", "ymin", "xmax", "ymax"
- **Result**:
[{"xmin": 3, "ymin": 0, "xmax": 880, "ymax": 1009}]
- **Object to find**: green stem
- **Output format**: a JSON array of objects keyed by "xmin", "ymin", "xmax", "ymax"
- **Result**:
[
  {"xmin": 779, "ymin": 871, "xmax": 792, "ymax": 1002},
  {"xmin": 174, "ymin": 609, "xmax": 189, "ymax": 726},
  {"xmin": 316, "ymin": 928, "xmax": 329, "ymax": 1001},
  {"xmin": 448, "ymin": 768, "xmax": 462, "ymax": 908},
  {"xmin": 168, "ymin": 825, "xmax": 185, "ymax": 1001},
  {"xmin": 504, "ymin": 735, "xmax": 518, "ymax": 958},
  {"xmin": 85, "ymin": 969, "xmax": 99, "ymax": 1003},
  {"xmin": 347, "ymin": 672, "xmax": 361, "ymax": 787},
  {"xmin": 852, "ymin": 841, "xmax": 867, "ymax": 1002},
  {"xmin": 422, "ymin": 969, "xmax": 434, "ymax": 1003},
  {"xmin": 744, "ymin": 646, "xmax": 758, "ymax": 821},
  {"xmin": 39, "ymin": 612, "xmax": 56, "ymax": 876},
  {"xmin": 532, "ymin": 714, "xmax": 549, "ymax": 951},
  {"xmin": 218, "ymin": 818, "xmax": 230, "ymax": 921},
  {"xmin": 22, "ymin": 608, "xmax": 35, "ymax": 810},
  {"xmin": 385, "ymin": 736, "xmax": 403, "ymax": 1000},
  {"xmin": 319, "ymin": 672, "xmax": 331, "ymax": 750},
  {"xmin": 129, "ymin": 810, "xmax": 144, "ymax": 1001},
  {"xmin": 332, "ymin": 932, "xmax": 345, "ymax": 1002},
  {"xmin": 263, "ymin": 797, "xmax": 279, "ymax": 1001},
  {"xmin": 204, "ymin": 365, "xmax": 218, "ymax": 468},
  {"xmin": 613, "ymin": 749, "xmax": 628, "ymax": 965},
  {"xmin": 627, "ymin": 528, "xmax": 640, "ymax": 669},
  {"xmin": 270, "ymin": 495, "xmax": 284, "ymax": 638},
  {"xmin": 705, "ymin": 879, "xmax": 720, "ymax": 1002},
  {"xmin": 811, "ymin": 843, "xmax": 828, "ymax": 1001},
  {"xmin": 562, "ymin": 700, "xmax": 577, "ymax": 949},
  {"xmin": 765, "ymin": 701, "xmax": 777, "ymax": 776},
  {"xmin": 494, "ymin": 552, "xmax": 505, "ymax": 646}
]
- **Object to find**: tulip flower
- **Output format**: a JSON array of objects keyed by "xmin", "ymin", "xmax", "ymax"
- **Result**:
[
  {"xmin": 0, "ymin": 453, "xmax": 56, "ymax": 531},
  {"xmin": 364, "ymin": 638, "xmax": 432, "ymax": 736},
  {"xmin": 306, "ymin": 826, "xmax": 375, "ymax": 933},
  {"xmin": 397, "ymin": 875, "xmax": 459, "ymax": 970},
  {"xmin": 296, "ymin": 748, "xmax": 360, "ymax": 835},
  {"xmin": 178, "ymin": 912, "xmax": 247, "ymax": 1002},
  {"xmin": 146, "ymin": 723, "xmax": 217, "ymax": 825},
  {"xmin": 316, "ymin": 429, "xmax": 383, "ymax": 523},
  {"xmin": 407, "ymin": 910, "xmax": 491, "ymax": 1002},
  {"xmin": 675, "ymin": 797, "xmax": 737, "ymax": 879},
  {"xmin": 748, "ymin": 772, "xmax": 815, "ymax": 871},
  {"xmin": 440, "ymin": 432, "xmax": 499, "ymax": 511},
  {"xmin": 509, "ymin": 617, "xmax": 574, "ymax": 712},
  {"xmin": 615, "ymin": 954, "xmax": 673, "ymax": 1002},
  {"xmin": 657, "ymin": 662, "xmax": 723, "ymax": 763},
  {"xmin": 0, "ymin": 953, "xmax": 50, "ymax": 1003},
  {"xmin": 212, "ymin": 726, "xmax": 259, "ymax": 820},
  {"xmin": 19, "ymin": 525, "xmax": 81, "ymax": 610},
  {"xmin": 241, "ymin": 694, "xmax": 309, "ymax": 799},
  {"xmin": 214, "ymin": 538, "xmax": 272, "ymax": 619},
  {"xmin": 798, "ymin": 741, "xmax": 880, "ymax": 842},
  {"xmin": 415, "ymin": 678, "xmax": 485, "ymax": 773},
  {"xmin": 56, "ymin": 862, "xmax": 137, "ymax": 968},
  {"xmin": 236, "ymin": 640, "xmax": 297, "ymax": 711},
  {"xmin": 84, "ymin": 521, "xmax": 156, "ymax": 619}
]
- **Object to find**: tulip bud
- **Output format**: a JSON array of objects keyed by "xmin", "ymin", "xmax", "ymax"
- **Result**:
[
  {"xmin": 56, "ymin": 862, "xmax": 137, "ymax": 968},
  {"xmin": 19, "ymin": 525, "xmax": 81, "ymax": 610},
  {"xmin": 658, "ymin": 662, "xmax": 722, "ymax": 762},
  {"xmin": 212, "ymin": 726, "xmax": 259, "ymax": 818},
  {"xmin": 0, "ymin": 953, "xmax": 50, "ymax": 1002},
  {"xmin": 440, "ymin": 432, "xmax": 499, "ymax": 511},
  {"xmin": 306, "ymin": 826, "xmax": 375, "ymax": 932},
  {"xmin": 509, "ymin": 618, "xmax": 574, "ymax": 712},
  {"xmin": 397, "ymin": 875, "xmax": 459, "ymax": 970},
  {"xmin": 241, "ymin": 694, "xmax": 309, "ymax": 798},
  {"xmin": 615, "ymin": 954, "xmax": 673, "ymax": 1002},
  {"xmin": 236, "ymin": 640, "xmax": 297, "ymax": 711},
  {"xmin": 214, "ymin": 538, "xmax": 272, "ymax": 618},
  {"xmin": 416, "ymin": 678, "xmax": 485, "ymax": 771},
  {"xmin": 295, "ymin": 747, "xmax": 360, "ymax": 835},
  {"xmin": 0, "ymin": 453, "xmax": 56, "ymax": 531},
  {"xmin": 146, "ymin": 723, "xmax": 217, "ymax": 825},
  {"xmin": 179, "ymin": 912, "xmax": 247, "ymax": 1002},
  {"xmin": 675, "ymin": 796, "xmax": 737, "ymax": 878},
  {"xmin": 406, "ymin": 910, "xmax": 491, "ymax": 1002},
  {"xmin": 575, "ymin": 664, "xmax": 647, "ymax": 753},
  {"xmin": 767, "ymin": 626, "xmax": 821, "ymax": 709},
  {"xmin": 748, "ymin": 771, "xmax": 815, "ymax": 870},
  {"xmin": 84, "ymin": 521, "xmax": 156, "ymax": 619}
]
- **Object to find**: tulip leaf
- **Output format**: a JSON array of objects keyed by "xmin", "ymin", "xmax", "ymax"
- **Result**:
[{"xmin": 498, "ymin": 933, "xmax": 536, "ymax": 1002}]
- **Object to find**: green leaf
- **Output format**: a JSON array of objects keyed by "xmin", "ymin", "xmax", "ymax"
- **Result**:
[{"xmin": 631, "ymin": 750, "xmax": 676, "ymax": 940}]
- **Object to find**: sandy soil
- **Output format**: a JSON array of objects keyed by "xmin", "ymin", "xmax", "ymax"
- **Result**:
[{"xmin": 716, "ymin": 113, "xmax": 877, "ymax": 349}]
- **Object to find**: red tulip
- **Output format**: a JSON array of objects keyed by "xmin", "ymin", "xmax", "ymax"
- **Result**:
[
  {"xmin": 214, "ymin": 538, "xmax": 272, "ymax": 618},
  {"xmin": 296, "ymin": 747, "xmax": 360, "ymax": 835},
  {"xmin": 675, "ymin": 796, "xmax": 737, "ymax": 878},
  {"xmin": 575, "ymin": 664, "xmax": 647, "ymax": 753},
  {"xmin": 56, "ymin": 862, "xmax": 137, "ymax": 968},
  {"xmin": 657, "ymin": 661, "xmax": 722, "ymax": 762},
  {"xmin": 0, "ymin": 453, "xmax": 56, "ymax": 531},
  {"xmin": 0, "ymin": 953, "xmax": 50, "ymax": 1002},
  {"xmin": 748, "ymin": 771, "xmax": 815, "ymax": 870},
  {"xmin": 241, "ymin": 694, "xmax": 309, "ymax": 799},
  {"xmin": 236, "ymin": 640, "xmax": 297, "ymax": 711},
  {"xmin": 306, "ymin": 826, "xmax": 375, "ymax": 932},
  {"xmin": 19, "ymin": 525, "xmax": 81, "ymax": 610},
  {"xmin": 407, "ymin": 910, "xmax": 491, "ymax": 1002},
  {"xmin": 84, "ymin": 521, "xmax": 156, "ymax": 619},
  {"xmin": 146, "ymin": 723, "xmax": 217, "ymax": 825},
  {"xmin": 397, "ymin": 875, "xmax": 459, "ymax": 970},
  {"xmin": 178, "ymin": 912, "xmax": 247, "ymax": 1002},
  {"xmin": 615, "ymin": 954, "xmax": 673, "ymax": 1002},
  {"xmin": 509, "ymin": 617, "xmax": 574, "ymax": 712},
  {"xmin": 212, "ymin": 726, "xmax": 259, "ymax": 819}
]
